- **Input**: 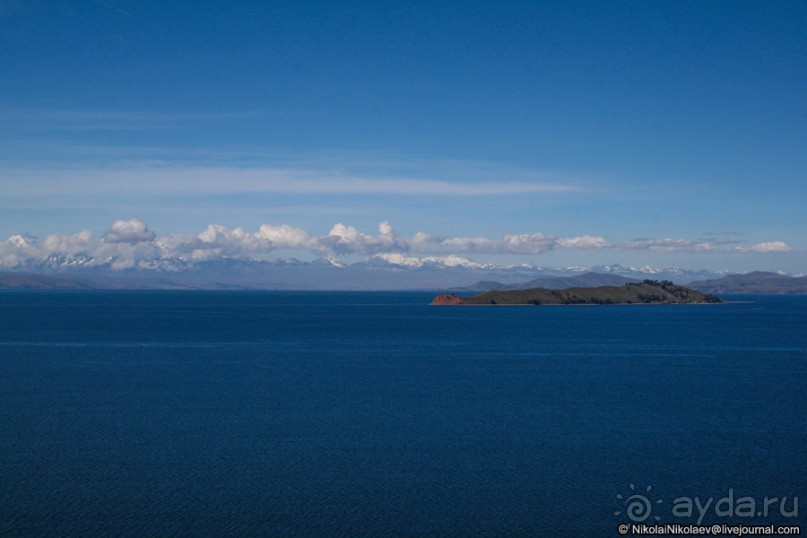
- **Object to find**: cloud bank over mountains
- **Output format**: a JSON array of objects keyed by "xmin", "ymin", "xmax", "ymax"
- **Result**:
[{"xmin": 0, "ymin": 217, "xmax": 792, "ymax": 272}]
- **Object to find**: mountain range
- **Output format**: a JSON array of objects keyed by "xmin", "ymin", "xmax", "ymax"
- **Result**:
[
  {"xmin": 687, "ymin": 272, "xmax": 807, "ymax": 294},
  {"xmin": 451, "ymin": 272, "xmax": 640, "ymax": 291},
  {"xmin": 0, "ymin": 255, "xmax": 802, "ymax": 292}
]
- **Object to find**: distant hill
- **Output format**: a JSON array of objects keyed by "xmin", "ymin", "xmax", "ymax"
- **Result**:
[
  {"xmin": 519, "ymin": 272, "xmax": 640, "ymax": 290},
  {"xmin": 434, "ymin": 280, "xmax": 722, "ymax": 305},
  {"xmin": 0, "ymin": 272, "xmax": 95, "ymax": 289},
  {"xmin": 0, "ymin": 272, "xmax": 198, "ymax": 290},
  {"xmin": 453, "ymin": 272, "xmax": 639, "ymax": 291},
  {"xmin": 688, "ymin": 272, "xmax": 807, "ymax": 294}
]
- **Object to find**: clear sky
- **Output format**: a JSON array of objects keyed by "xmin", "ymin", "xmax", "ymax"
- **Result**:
[{"xmin": 1, "ymin": 1, "xmax": 805, "ymax": 272}]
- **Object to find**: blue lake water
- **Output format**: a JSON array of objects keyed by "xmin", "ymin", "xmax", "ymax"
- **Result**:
[{"xmin": 0, "ymin": 291, "xmax": 804, "ymax": 536}]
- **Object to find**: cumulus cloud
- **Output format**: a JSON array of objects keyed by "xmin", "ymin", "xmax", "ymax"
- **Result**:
[
  {"xmin": 557, "ymin": 235, "xmax": 610, "ymax": 249},
  {"xmin": 321, "ymin": 222, "xmax": 408, "ymax": 255},
  {"xmin": 103, "ymin": 217, "xmax": 156, "ymax": 243},
  {"xmin": 189, "ymin": 224, "xmax": 265, "ymax": 260},
  {"xmin": 0, "ymin": 218, "xmax": 795, "ymax": 271},
  {"xmin": 255, "ymin": 224, "xmax": 312, "ymax": 249},
  {"xmin": 42, "ymin": 229, "xmax": 94, "ymax": 252}
]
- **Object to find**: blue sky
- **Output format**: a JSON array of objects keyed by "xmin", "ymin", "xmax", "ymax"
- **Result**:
[{"xmin": 1, "ymin": 1, "xmax": 805, "ymax": 271}]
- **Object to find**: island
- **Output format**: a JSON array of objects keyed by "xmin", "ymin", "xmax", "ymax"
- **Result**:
[{"xmin": 432, "ymin": 280, "xmax": 722, "ymax": 305}]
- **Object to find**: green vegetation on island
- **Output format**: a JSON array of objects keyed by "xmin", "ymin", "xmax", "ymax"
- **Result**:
[{"xmin": 432, "ymin": 280, "xmax": 723, "ymax": 305}]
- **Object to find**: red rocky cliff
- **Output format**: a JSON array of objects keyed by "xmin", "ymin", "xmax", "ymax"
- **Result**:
[{"xmin": 431, "ymin": 294, "xmax": 463, "ymax": 305}]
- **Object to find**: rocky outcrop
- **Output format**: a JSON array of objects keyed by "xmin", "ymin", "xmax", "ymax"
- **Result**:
[{"xmin": 430, "ymin": 294, "xmax": 464, "ymax": 305}]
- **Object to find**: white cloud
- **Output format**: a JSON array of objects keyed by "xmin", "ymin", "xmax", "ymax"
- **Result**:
[
  {"xmin": 557, "ymin": 235, "xmax": 610, "ymax": 249},
  {"xmin": 255, "ymin": 224, "xmax": 313, "ymax": 249},
  {"xmin": 743, "ymin": 241, "xmax": 791, "ymax": 253},
  {"xmin": 502, "ymin": 233, "xmax": 558, "ymax": 254},
  {"xmin": 617, "ymin": 237, "xmax": 795, "ymax": 254},
  {"xmin": 192, "ymin": 224, "xmax": 273, "ymax": 258},
  {"xmin": 42, "ymin": 230, "xmax": 94, "ymax": 255},
  {"xmin": 103, "ymin": 217, "xmax": 156, "ymax": 243},
  {"xmin": 620, "ymin": 238, "xmax": 701, "ymax": 251},
  {"xmin": 436, "ymin": 235, "xmax": 502, "ymax": 253},
  {"xmin": 321, "ymin": 222, "xmax": 409, "ymax": 255}
]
